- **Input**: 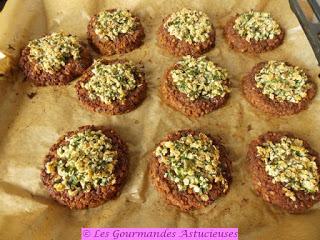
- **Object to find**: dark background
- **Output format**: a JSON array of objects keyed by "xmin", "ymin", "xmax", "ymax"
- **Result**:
[{"xmin": 0, "ymin": 0, "xmax": 6, "ymax": 11}]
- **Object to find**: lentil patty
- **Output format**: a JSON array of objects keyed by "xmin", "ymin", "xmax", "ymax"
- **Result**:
[
  {"xmin": 242, "ymin": 61, "xmax": 316, "ymax": 116},
  {"xmin": 161, "ymin": 56, "xmax": 230, "ymax": 117},
  {"xmin": 158, "ymin": 8, "xmax": 215, "ymax": 56},
  {"xmin": 149, "ymin": 129, "xmax": 232, "ymax": 211},
  {"xmin": 19, "ymin": 32, "xmax": 92, "ymax": 86},
  {"xmin": 76, "ymin": 58, "xmax": 147, "ymax": 115},
  {"xmin": 87, "ymin": 9, "xmax": 145, "ymax": 56},
  {"xmin": 41, "ymin": 125, "xmax": 128, "ymax": 209},
  {"xmin": 224, "ymin": 11, "xmax": 284, "ymax": 53},
  {"xmin": 248, "ymin": 132, "xmax": 320, "ymax": 213}
]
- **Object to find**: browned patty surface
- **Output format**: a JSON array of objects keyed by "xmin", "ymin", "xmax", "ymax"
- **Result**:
[
  {"xmin": 40, "ymin": 125, "xmax": 128, "ymax": 209},
  {"xmin": 157, "ymin": 16, "xmax": 215, "ymax": 57},
  {"xmin": 161, "ymin": 62, "xmax": 230, "ymax": 117},
  {"xmin": 76, "ymin": 59, "xmax": 147, "ymax": 115},
  {"xmin": 19, "ymin": 43, "xmax": 92, "ymax": 86},
  {"xmin": 247, "ymin": 131, "xmax": 320, "ymax": 213},
  {"xmin": 149, "ymin": 129, "xmax": 232, "ymax": 211},
  {"xmin": 242, "ymin": 62, "xmax": 316, "ymax": 116},
  {"xmin": 224, "ymin": 16, "xmax": 285, "ymax": 53},
  {"xmin": 87, "ymin": 9, "xmax": 145, "ymax": 56}
]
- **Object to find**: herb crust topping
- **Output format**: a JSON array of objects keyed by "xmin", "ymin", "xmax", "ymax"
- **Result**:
[
  {"xmin": 257, "ymin": 136, "xmax": 319, "ymax": 201},
  {"xmin": 27, "ymin": 32, "xmax": 81, "ymax": 73},
  {"xmin": 233, "ymin": 11, "xmax": 281, "ymax": 42},
  {"xmin": 170, "ymin": 56, "xmax": 230, "ymax": 101},
  {"xmin": 45, "ymin": 129, "xmax": 118, "ymax": 196},
  {"xmin": 94, "ymin": 9, "xmax": 136, "ymax": 40},
  {"xmin": 255, "ymin": 61, "xmax": 311, "ymax": 103},
  {"xmin": 81, "ymin": 60, "xmax": 141, "ymax": 104},
  {"xmin": 155, "ymin": 133, "xmax": 228, "ymax": 201},
  {"xmin": 164, "ymin": 8, "xmax": 212, "ymax": 44}
]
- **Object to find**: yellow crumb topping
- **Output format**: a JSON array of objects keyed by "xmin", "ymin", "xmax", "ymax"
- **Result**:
[
  {"xmin": 170, "ymin": 56, "xmax": 230, "ymax": 101},
  {"xmin": 257, "ymin": 136, "xmax": 319, "ymax": 201},
  {"xmin": 81, "ymin": 60, "xmax": 141, "ymax": 104},
  {"xmin": 164, "ymin": 8, "xmax": 212, "ymax": 44},
  {"xmin": 155, "ymin": 133, "xmax": 228, "ymax": 201},
  {"xmin": 233, "ymin": 11, "xmax": 281, "ymax": 42},
  {"xmin": 255, "ymin": 61, "xmax": 311, "ymax": 103},
  {"xmin": 95, "ymin": 9, "xmax": 136, "ymax": 40},
  {"xmin": 28, "ymin": 32, "xmax": 81, "ymax": 73},
  {"xmin": 45, "ymin": 129, "xmax": 118, "ymax": 196}
]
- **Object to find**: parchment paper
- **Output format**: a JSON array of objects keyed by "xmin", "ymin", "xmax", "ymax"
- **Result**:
[{"xmin": 0, "ymin": 0, "xmax": 319, "ymax": 239}]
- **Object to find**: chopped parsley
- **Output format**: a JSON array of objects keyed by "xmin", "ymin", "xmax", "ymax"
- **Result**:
[
  {"xmin": 257, "ymin": 136, "xmax": 319, "ymax": 201},
  {"xmin": 45, "ymin": 129, "xmax": 118, "ymax": 196},
  {"xmin": 255, "ymin": 61, "xmax": 311, "ymax": 103},
  {"xmin": 164, "ymin": 8, "xmax": 212, "ymax": 44},
  {"xmin": 170, "ymin": 56, "xmax": 230, "ymax": 101},
  {"xmin": 233, "ymin": 11, "xmax": 281, "ymax": 42},
  {"xmin": 81, "ymin": 60, "xmax": 141, "ymax": 104},
  {"xmin": 155, "ymin": 133, "xmax": 228, "ymax": 201},
  {"xmin": 27, "ymin": 32, "xmax": 81, "ymax": 73},
  {"xmin": 94, "ymin": 9, "xmax": 136, "ymax": 40}
]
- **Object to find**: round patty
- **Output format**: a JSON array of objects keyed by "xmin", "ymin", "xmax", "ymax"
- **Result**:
[
  {"xmin": 242, "ymin": 61, "xmax": 316, "ymax": 116},
  {"xmin": 19, "ymin": 40, "xmax": 92, "ymax": 86},
  {"xmin": 247, "ymin": 131, "xmax": 320, "ymax": 213},
  {"xmin": 40, "ymin": 125, "xmax": 128, "ymax": 209},
  {"xmin": 75, "ymin": 59, "xmax": 147, "ymax": 115},
  {"xmin": 224, "ymin": 15, "xmax": 285, "ymax": 53},
  {"xmin": 149, "ymin": 129, "xmax": 232, "ymax": 211},
  {"xmin": 87, "ymin": 9, "xmax": 145, "ymax": 56},
  {"xmin": 161, "ymin": 60, "xmax": 230, "ymax": 117},
  {"xmin": 157, "ymin": 15, "xmax": 215, "ymax": 57}
]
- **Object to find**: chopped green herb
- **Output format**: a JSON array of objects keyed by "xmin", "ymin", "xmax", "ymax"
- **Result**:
[
  {"xmin": 155, "ymin": 133, "xmax": 228, "ymax": 201},
  {"xmin": 81, "ymin": 60, "xmax": 141, "ymax": 104},
  {"xmin": 45, "ymin": 129, "xmax": 118, "ymax": 196},
  {"xmin": 95, "ymin": 9, "xmax": 136, "ymax": 40},
  {"xmin": 257, "ymin": 136, "xmax": 319, "ymax": 201},
  {"xmin": 255, "ymin": 61, "xmax": 311, "ymax": 103},
  {"xmin": 233, "ymin": 11, "xmax": 281, "ymax": 42},
  {"xmin": 164, "ymin": 8, "xmax": 212, "ymax": 44},
  {"xmin": 28, "ymin": 32, "xmax": 81, "ymax": 73},
  {"xmin": 171, "ymin": 56, "xmax": 230, "ymax": 101}
]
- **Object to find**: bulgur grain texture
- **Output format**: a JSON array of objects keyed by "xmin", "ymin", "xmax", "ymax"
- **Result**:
[
  {"xmin": 242, "ymin": 61, "xmax": 316, "ymax": 116},
  {"xmin": 19, "ymin": 32, "xmax": 92, "ymax": 86},
  {"xmin": 161, "ymin": 56, "xmax": 230, "ymax": 117},
  {"xmin": 149, "ymin": 129, "xmax": 232, "ymax": 211},
  {"xmin": 76, "ymin": 59, "xmax": 147, "ymax": 115},
  {"xmin": 87, "ymin": 9, "xmax": 145, "ymax": 56},
  {"xmin": 41, "ymin": 125, "xmax": 128, "ymax": 209},
  {"xmin": 248, "ymin": 132, "xmax": 320, "ymax": 213},
  {"xmin": 224, "ymin": 11, "xmax": 284, "ymax": 53},
  {"xmin": 158, "ymin": 8, "xmax": 215, "ymax": 56}
]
